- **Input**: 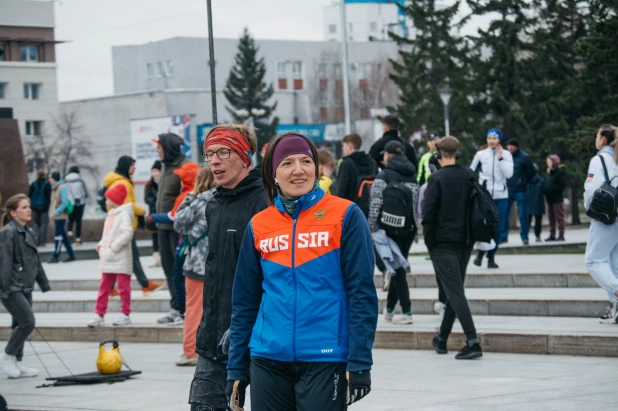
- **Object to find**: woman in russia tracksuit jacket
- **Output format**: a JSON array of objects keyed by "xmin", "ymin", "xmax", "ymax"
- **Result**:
[
  {"xmin": 584, "ymin": 124, "xmax": 618, "ymax": 324},
  {"xmin": 226, "ymin": 133, "xmax": 378, "ymax": 411},
  {"xmin": 470, "ymin": 129, "xmax": 514, "ymax": 269}
]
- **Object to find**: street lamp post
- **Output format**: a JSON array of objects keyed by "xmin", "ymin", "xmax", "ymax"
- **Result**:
[
  {"xmin": 206, "ymin": 0, "xmax": 217, "ymax": 125},
  {"xmin": 439, "ymin": 86, "xmax": 452, "ymax": 137}
]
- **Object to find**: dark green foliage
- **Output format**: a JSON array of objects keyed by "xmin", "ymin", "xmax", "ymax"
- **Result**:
[{"xmin": 224, "ymin": 27, "xmax": 279, "ymax": 150}]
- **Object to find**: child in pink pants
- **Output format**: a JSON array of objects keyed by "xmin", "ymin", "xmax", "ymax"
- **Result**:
[{"xmin": 88, "ymin": 184, "xmax": 135, "ymax": 327}]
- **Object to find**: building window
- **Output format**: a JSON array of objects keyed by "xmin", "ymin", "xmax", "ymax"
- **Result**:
[
  {"xmin": 157, "ymin": 62, "xmax": 164, "ymax": 77},
  {"xmin": 20, "ymin": 45, "xmax": 39, "ymax": 62},
  {"xmin": 147, "ymin": 63, "xmax": 154, "ymax": 79},
  {"xmin": 329, "ymin": 24, "xmax": 337, "ymax": 34},
  {"xmin": 370, "ymin": 22, "xmax": 378, "ymax": 32},
  {"xmin": 25, "ymin": 121, "xmax": 43, "ymax": 136},
  {"xmin": 334, "ymin": 63, "xmax": 342, "ymax": 78},
  {"xmin": 0, "ymin": 83, "xmax": 6, "ymax": 99},
  {"xmin": 23, "ymin": 83, "xmax": 40, "ymax": 100},
  {"xmin": 0, "ymin": 43, "xmax": 5, "ymax": 61},
  {"xmin": 292, "ymin": 61, "xmax": 303, "ymax": 90},
  {"xmin": 277, "ymin": 61, "xmax": 288, "ymax": 90},
  {"xmin": 320, "ymin": 107, "xmax": 328, "ymax": 121},
  {"xmin": 166, "ymin": 60, "xmax": 174, "ymax": 76}
]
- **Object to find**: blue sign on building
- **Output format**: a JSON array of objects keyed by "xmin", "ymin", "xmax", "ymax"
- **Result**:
[{"xmin": 197, "ymin": 124, "xmax": 214, "ymax": 145}]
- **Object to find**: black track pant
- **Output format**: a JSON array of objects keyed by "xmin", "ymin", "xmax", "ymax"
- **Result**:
[
  {"xmin": 158, "ymin": 229, "xmax": 178, "ymax": 309},
  {"xmin": 250, "ymin": 357, "xmax": 347, "ymax": 411},
  {"xmin": 385, "ymin": 234, "xmax": 414, "ymax": 313},
  {"xmin": 430, "ymin": 245, "xmax": 477, "ymax": 342},
  {"xmin": 1, "ymin": 291, "xmax": 34, "ymax": 361}
]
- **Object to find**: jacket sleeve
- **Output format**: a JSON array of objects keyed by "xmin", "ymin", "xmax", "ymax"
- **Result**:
[
  {"xmin": 333, "ymin": 159, "xmax": 353, "ymax": 199},
  {"xmin": 406, "ymin": 142, "xmax": 419, "ymax": 170},
  {"xmin": 227, "ymin": 222, "xmax": 264, "ymax": 381},
  {"xmin": 525, "ymin": 156, "xmax": 536, "ymax": 184},
  {"xmin": 110, "ymin": 213, "xmax": 134, "ymax": 252},
  {"xmin": 173, "ymin": 194, "xmax": 196, "ymax": 234},
  {"xmin": 368, "ymin": 176, "xmax": 387, "ymax": 232},
  {"xmin": 149, "ymin": 212, "xmax": 174, "ymax": 224},
  {"xmin": 124, "ymin": 182, "xmax": 145, "ymax": 217},
  {"xmin": 369, "ymin": 141, "xmax": 384, "ymax": 169},
  {"xmin": 0, "ymin": 229, "xmax": 14, "ymax": 298},
  {"xmin": 36, "ymin": 258, "xmax": 51, "ymax": 292},
  {"xmin": 340, "ymin": 205, "xmax": 378, "ymax": 372},
  {"xmin": 81, "ymin": 180, "xmax": 89, "ymax": 199},
  {"xmin": 54, "ymin": 186, "xmax": 69, "ymax": 216},
  {"xmin": 470, "ymin": 152, "xmax": 481, "ymax": 173},
  {"xmin": 500, "ymin": 151, "xmax": 514, "ymax": 179},
  {"xmin": 584, "ymin": 156, "xmax": 605, "ymax": 210},
  {"xmin": 421, "ymin": 175, "xmax": 441, "ymax": 250}
]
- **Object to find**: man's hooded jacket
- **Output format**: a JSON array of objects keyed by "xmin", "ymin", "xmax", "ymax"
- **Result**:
[{"xmin": 155, "ymin": 133, "xmax": 189, "ymax": 231}]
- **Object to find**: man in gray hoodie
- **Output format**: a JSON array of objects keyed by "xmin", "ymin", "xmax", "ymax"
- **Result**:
[{"xmin": 65, "ymin": 166, "xmax": 88, "ymax": 245}]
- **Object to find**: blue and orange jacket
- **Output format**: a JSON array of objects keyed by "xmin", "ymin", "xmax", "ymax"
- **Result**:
[{"xmin": 227, "ymin": 187, "xmax": 378, "ymax": 381}]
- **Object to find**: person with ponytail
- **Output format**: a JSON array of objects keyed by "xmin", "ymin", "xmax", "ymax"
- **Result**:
[
  {"xmin": 584, "ymin": 124, "xmax": 618, "ymax": 324},
  {"xmin": 0, "ymin": 194, "xmax": 50, "ymax": 379},
  {"xmin": 226, "ymin": 133, "xmax": 378, "ymax": 411}
]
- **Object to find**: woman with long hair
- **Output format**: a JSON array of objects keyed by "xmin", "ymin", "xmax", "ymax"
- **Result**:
[
  {"xmin": 225, "ymin": 133, "xmax": 378, "ymax": 411},
  {"xmin": 173, "ymin": 167, "xmax": 216, "ymax": 366},
  {"xmin": 584, "ymin": 124, "xmax": 618, "ymax": 324},
  {"xmin": 0, "ymin": 194, "xmax": 50, "ymax": 379}
]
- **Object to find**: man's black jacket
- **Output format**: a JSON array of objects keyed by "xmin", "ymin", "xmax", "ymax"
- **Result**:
[
  {"xmin": 422, "ymin": 164, "xmax": 475, "ymax": 250},
  {"xmin": 333, "ymin": 151, "xmax": 377, "ymax": 201},
  {"xmin": 195, "ymin": 170, "xmax": 268, "ymax": 361},
  {"xmin": 369, "ymin": 130, "xmax": 418, "ymax": 170}
]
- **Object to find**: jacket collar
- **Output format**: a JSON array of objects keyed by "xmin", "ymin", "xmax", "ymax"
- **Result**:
[
  {"xmin": 9, "ymin": 218, "xmax": 26, "ymax": 233},
  {"xmin": 274, "ymin": 187, "xmax": 325, "ymax": 217},
  {"xmin": 382, "ymin": 129, "xmax": 399, "ymax": 140},
  {"xmin": 600, "ymin": 146, "xmax": 615, "ymax": 157},
  {"xmin": 215, "ymin": 169, "xmax": 262, "ymax": 198},
  {"xmin": 9, "ymin": 219, "xmax": 37, "ymax": 250}
]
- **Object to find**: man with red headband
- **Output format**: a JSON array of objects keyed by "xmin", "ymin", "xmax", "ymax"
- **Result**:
[{"xmin": 189, "ymin": 124, "xmax": 268, "ymax": 411}]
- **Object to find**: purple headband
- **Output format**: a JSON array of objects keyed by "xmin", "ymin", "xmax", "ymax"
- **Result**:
[{"xmin": 271, "ymin": 134, "xmax": 314, "ymax": 177}]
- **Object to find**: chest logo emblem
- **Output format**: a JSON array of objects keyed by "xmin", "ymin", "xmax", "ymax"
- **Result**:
[{"xmin": 314, "ymin": 209, "xmax": 326, "ymax": 220}]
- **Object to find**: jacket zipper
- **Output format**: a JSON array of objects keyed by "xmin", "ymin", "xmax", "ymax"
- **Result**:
[
  {"xmin": 291, "ymin": 213, "xmax": 298, "ymax": 361},
  {"xmin": 338, "ymin": 299, "xmax": 343, "ymax": 346},
  {"xmin": 213, "ymin": 199, "xmax": 228, "ymax": 361}
]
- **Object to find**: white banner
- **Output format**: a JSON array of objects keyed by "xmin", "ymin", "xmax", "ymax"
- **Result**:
[{"xmin": 130, "ymin": 116, "xmax": 190, "ymax": 184}]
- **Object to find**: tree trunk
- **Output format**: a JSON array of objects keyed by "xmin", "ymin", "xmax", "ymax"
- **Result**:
[{"xmin": 570, "ymin": 186, "xmax": 581, "ymax": 225}]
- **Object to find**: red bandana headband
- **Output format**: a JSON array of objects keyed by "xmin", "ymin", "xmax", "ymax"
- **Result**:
[{"xmin": 204, "ymin": 129, "xmax": 253, "ymax": 166}]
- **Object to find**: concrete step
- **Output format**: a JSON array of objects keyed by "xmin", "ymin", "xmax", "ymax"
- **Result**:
[
  {"xmin": 2, "ymin": 313, "xmax": 615, "ymax": 357},
  {"xmin": 1, "ymin": 288, "xmax": 609, "ymax": 318},
  {"xmin": 37, "ymin": 239, "xmax": 153, "ymax": 261}
]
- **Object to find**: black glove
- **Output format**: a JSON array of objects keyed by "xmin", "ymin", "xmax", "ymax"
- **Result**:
[
  {"xmin": 137, "ymin": 215, "xmax": 146, "ymax": 230},
  {"xmin": 218, "ymin": 329, "xmax": 230, "ymax": 355},
  {"xmin": 226, "ymin": 380, "xmax": 247, "ymax": 411},
  {"xmin": 347, "ymin": 371, "xmax": 371, "ymax": 406}
]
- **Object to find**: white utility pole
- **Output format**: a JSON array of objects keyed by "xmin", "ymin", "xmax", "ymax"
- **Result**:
[{"xmin": 339, "ymin": 0, "xmax": 351, "ymax": 134}]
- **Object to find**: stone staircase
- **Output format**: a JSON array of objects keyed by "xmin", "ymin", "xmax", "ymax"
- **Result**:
[{"xmin": 1, "ymin": 254, "xmax": 617, "ymax": 357}]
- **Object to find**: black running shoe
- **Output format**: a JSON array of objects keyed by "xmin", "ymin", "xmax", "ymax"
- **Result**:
[
  {"xmin": 47, "ymin": 256, "xmax": 59, "ymax": 264},
  {"xmin": 431, "ymin": 336, "xmax": 448, "ymax": 354},
  {"xmin": 455, "ymin": 343, "xmax": 483, "ymax": 360},
  {"xmin": 487, "ymin": 259, "xmax": 499, "ymax": 269},
  {"xmin": 63, "ymin": 255, "xmax": 76, "ymax": 263}
]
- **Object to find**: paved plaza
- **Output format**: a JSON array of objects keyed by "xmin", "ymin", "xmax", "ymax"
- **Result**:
[{"xmin": 1, "ymin": 342, "xmax": 616, "ymax": 410}]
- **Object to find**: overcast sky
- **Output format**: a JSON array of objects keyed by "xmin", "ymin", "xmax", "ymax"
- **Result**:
[{"xmin": 53, "ymin": 0, "xmax": 484, "ymax": 102}]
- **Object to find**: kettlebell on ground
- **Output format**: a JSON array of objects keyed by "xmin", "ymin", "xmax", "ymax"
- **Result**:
[{"xmin": 96, "ymin": 339, "xmax": 123, "ymax": 374}]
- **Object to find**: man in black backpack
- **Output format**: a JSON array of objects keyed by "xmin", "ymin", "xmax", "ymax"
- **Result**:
[
  {"xmin": 422, "ymin": 136, "xmax": 482, "ymax": 360},
  {"xmin": 334, "ymin": 133, "xmax": 377, "ymax": 215},
  {"xmin": 369, "ymin": 115, "xmax": 418, "ymax": 170},
  {"xmin": 368, "ymin": 140, "xmax": 418, "ymax": 325},
  {"xmin": 28, "ymin": 170, "xmax": 52, "ymax": 247}
]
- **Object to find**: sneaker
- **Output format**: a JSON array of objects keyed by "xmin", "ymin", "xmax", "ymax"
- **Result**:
[
  {"xmin": 545, "ymin": 236, "xmax": 556, "ymax": 242},
  {"xmin": 75, "ymin": 240, "xmax": 82, "ymax": 246},
  {"xmin": 556, "ymin": 236, "xmax": 565, "ymax": 241},
  {"xmin": 176, "ymin": 354, "xmax": 198, "ymax": 367},
  {"xmin": 523, "ymin": 239, "xmax": 529, "ymax": 246},
  {"xmin": 142, "ymin": 280, "xmax": 165, "ymax": 296},
  {"xmin": 62, "ymin": 255, "xmax": 76, "ymax": 263},
  {"xmin": 47, "ymin": 256, "xmax": 60, "ymax": 264},
  {"xmin": 393, "ymin": 312, "xmax": 413, "ymax": 324},
  {"xmin": 383, "ymin": 307, "xmax": 394, "ymax": 322},
  {"xmin": 0, "ymin": 353, "xmax": 21, "ymax": 379},
  {"xmin": 16, "ymin": 361, "xmax": 38, "ymax": 378},
  {"xmin": 433, "ymin": 302, "xmax": 446, "ymax": 319},
  {"xmin": 431, "ymin": 336, "xmax": 448, "ymax": 354},
  {"xmin": 148, "ymin": 252, "xmax": 162, "ymax": 268},
  {"xmin": 535, "ymin": 236, "xmax": 542, "ymax": 243},
  {"xmin": 157, "ymin": 309, "xmax": 180, "ymax": 324},
  {"xmin": 500, "ymin": 239, "xmax": 508, "ymax": 244},
  {"xmin": 109, "ymin": 287, "xmax": 119, "ymax": 298},
  {"xmin": 113, "ymin": 314, "xmax": 131, "ymax": 326},
  {"xmin": 88, "ymin": 314, "xmax": 105, "ymax": 328},
  {"xmin": 599, "ymin": 303, "xmax": 618, "ymax": 324},
  {"xmin": 455, "ymin": 343, "xmax": 483, "ymax": 360},
  {"xmin": 382, "ymin": 270, "xmax": 391, "ymax": 292},
  {"xmin": 488, "ymin": 259, "xmax": 499, "ymax": 269},
  {"xmin": 68, "ymin": 231, "xmax": 74, "ymax": 241},
  {"xmin": 167, "ymin": 315, "xmax": 184, "ymax": 326}
]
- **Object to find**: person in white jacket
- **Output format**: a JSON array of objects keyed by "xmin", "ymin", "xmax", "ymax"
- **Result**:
[
  {"xmin": 469, "ymin": 129, "xmax": 514, "ymax": 269},
  {"xmin": 88, "ymin": 184, "xmax": 135, "ymax": 327},
  {"xmin": 583, "ymin": 124, "xmax": 618, "ymax": 324}
]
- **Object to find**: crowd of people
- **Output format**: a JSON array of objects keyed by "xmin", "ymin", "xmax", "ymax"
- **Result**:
[{"xmin": 2, "ymin": 116, "xmax": 618, "ymax": 411}]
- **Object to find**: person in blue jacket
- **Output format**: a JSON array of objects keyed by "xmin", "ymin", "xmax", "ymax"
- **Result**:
[{"xmin": 226, "ymin": 133, "xmax": 379, "ymax": 411}]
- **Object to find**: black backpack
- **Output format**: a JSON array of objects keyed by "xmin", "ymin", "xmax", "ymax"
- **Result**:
[
  {"xmin": 379, "ymin": 171, "xmax": 417, "ymax": 237},
  {"xmin": 96, "ymin": 187, "xmax": 107, "ymax": 213},
  {"xmin": 468, "ymin": 176, "xmax": 500, "ymax": 243},
  {"xmin": 586, "ymin": 155, "xmax": 618, "ymax": 225},
  {"xmin": 31, "ymin": 181, "xmax": 48, "ymax": 210},
  {"xmin": 349, "ymin": 158, "xmax": 377, "ymax": 217}
]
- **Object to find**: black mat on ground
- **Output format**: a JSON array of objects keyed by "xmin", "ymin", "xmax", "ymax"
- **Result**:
[{"xmin": 38, "ymin": 371, "xmax": 141, "ymax": 387}]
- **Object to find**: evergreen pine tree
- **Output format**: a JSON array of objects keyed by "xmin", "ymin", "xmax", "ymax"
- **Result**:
[
  {"xmin": 388, "ymin": 0, "xmax": 478, "ymax": 160},
  {"xmin": 224, "ymin": 28, "xmax": 279, "ymax": 151}
]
